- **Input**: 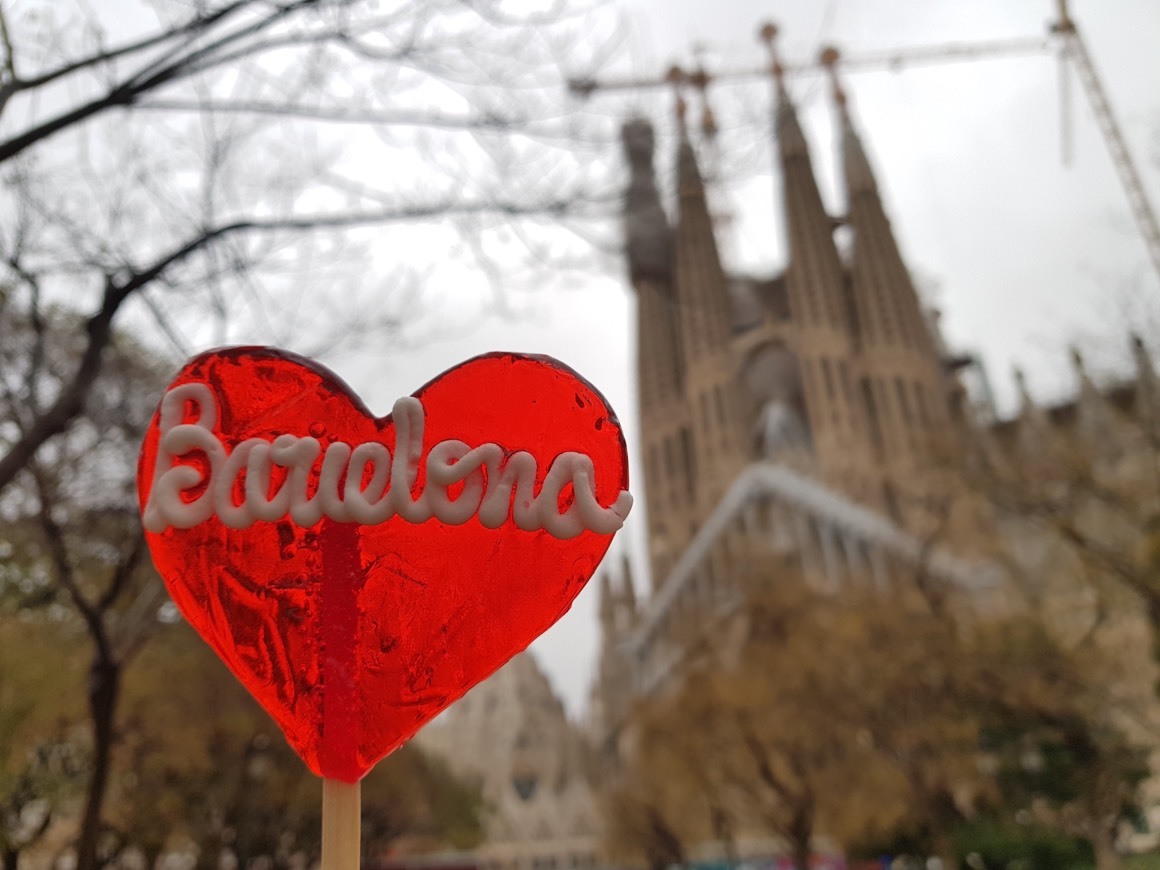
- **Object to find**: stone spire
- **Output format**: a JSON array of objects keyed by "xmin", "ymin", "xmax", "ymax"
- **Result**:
[
  {"xmin": 620, "ymin": 112, "xmax": 727, "ymax": 593},
  {"xmin": 598, "ymin": 570, "xmax": 615, "ymax": 630},
  {"xmin": 763, "ymin": 29, "xmax": 849, "ymax": 336},
  {"xmin": 672, "ymin": 116, "xmax": 734, "ymax": 363},
  {"xmin": 1014, "ymin": 366, "xmax": 1046, "ymax": 426},
  {"xmin": 665, "ymin": 85, "xmax": 748, "ymax": 532},
  {"xmin": 622, "ymin": 118, "xmax": 673, "ymax": 286},
  {"xmin": 816, "ymin": 48, "xmax": 958, "ymax": 523},
  {"xmin": 620, "ymin": 553, "xmax": 637, "ymax": 612},
  {"xmin": 822, "ymin": 48, "xmax": 931, "ymax": 356},
  {"xmin": 1013, "ymin": 365, "xmax": 1060, "ymax": 466},
  {"xmin": 1070, "ymin": 346, "xmax": 1094, "ymax": 391},
  {"xmin": 1133, "ymin": 333, "xmax": 1160, "ymax": 437},
  {"xmin": 757, "ymin": 25, "xmax": 868, "ymax": 500},
  {"xmin": 1133, "ymin": 333, "xmax": 1156, "ymax": 382},
  {"xmin": 1070, "ymin": 346, "xmax": 1116, "ymax": 444},
  {"xmin": 621, "ymin": 118, "xmax": 684, "ymax": 412}
]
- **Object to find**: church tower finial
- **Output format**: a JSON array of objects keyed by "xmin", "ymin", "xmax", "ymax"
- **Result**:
[
  {"xmin": 1070, "ymin": 344, "xmax": 1121, "ymax": 444},
  {"xmin": 759, "ymin": 23, "xmax": 808, "ymax": 159},
  {"xmin": 666, "ymin": 65, "xmax": 688, "ymax": 134},
  {"xmin": 819, "ymin": 46, "xmax": 847, "ymax": 117},
  {"xmin": 820, "ymin": 46, "xmax": 876, "ymax": 195},
  {"xmin": 1132, "ymin": 333, "xmax": 1160, "ymax": 436},
  {"xmin": 621, "ymin": 553, "xmax": 637, "ymax": 612},
  {"xmin": 758, "ymin": 22, "xmax": 786, "ymax": 92},
  {"xmin": 1070, "ymin": 346, "xmax": 1093, "ymax": 390},
  {"xmin": 598, "ymin": 570, "xmax": 615, "ymax": 629},
  {"xmin": 1014, "ymin": 366, "xmax": 1036, "ymax": 413}
]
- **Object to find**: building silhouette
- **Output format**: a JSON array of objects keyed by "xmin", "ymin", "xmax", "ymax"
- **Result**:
[{"xmin": 592, "ymin": 56, "xmax": 1160, "ymax": 757}]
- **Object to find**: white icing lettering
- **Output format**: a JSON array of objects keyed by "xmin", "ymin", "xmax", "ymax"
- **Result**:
[
  {"xmin": 143, "ymin": 384, "xmax": 227, "ymax": 533},
  {"xmin": 143, "ymin": 388, "xmax": 634, "ymax": 539},
  {"xmin": 344, "ymin": 442, "xmax": 393, "ymax": 524},
  {"xmin": 389, "ymin": 398, "xmax": 432, "ymax": 524}
]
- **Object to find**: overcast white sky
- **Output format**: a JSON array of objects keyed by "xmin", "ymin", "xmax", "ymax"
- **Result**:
[{"xmin": 326, "ymin": 0, "xmax": 1160, "ymax": 718}]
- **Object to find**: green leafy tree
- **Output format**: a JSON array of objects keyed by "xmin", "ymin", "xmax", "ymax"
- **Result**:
[{"xmin": 611, "ymin": 550, "xmax": 1154, "ymax": 870}]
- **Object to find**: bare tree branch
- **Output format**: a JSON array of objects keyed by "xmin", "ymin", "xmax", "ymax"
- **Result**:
[
  {"xmin": 0, "ymin": 2, "xmax": 249, "ymax": 115},
  {"xmin": 28, "ymin": 464, "xmax": 112, "ymax": 665},
  {"xmin": 134, "ymin": 99, "xmax": 526, "ymax": 130},
  {"xmin": 0, "ymin": 0, "xmax": 317, "ymax": 162}
]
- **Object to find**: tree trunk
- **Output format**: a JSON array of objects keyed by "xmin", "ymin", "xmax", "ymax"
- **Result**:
[
  {"xmin": 645, "ymin": 808, "xmax": 684, "ymax": 870},
  {"xmin": 788, "ymin": 804, "xmax": 813, "ymax": 870},
  {"xmin": 710, "ymin": 806, "xmax": 737, "ymax": 867},
  {"xmin": 1092, "ymin": 824, "xmax": 1122, "ymax": 870},
  {"xmin": 75, "ymin": 656, "xmax": 120, "ymax": 870},
  {"xmin": 931, "ymin": 836, "xmax": 957, "ymax": 870},
  {"xmin": 927, "ymin": 786, "xmax": 963, "ymax": 870},
  {"xmin": 790, "ymin": 839, "xmax": 811, "ymax": 870},
  {"xmin": 196, "ymin": 838, "xmax": 222, "ymax": 870}
]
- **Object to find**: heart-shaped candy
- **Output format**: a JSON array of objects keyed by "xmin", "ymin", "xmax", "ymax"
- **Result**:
[{"xmin": 137, "ymin": 348, "xmax": 631, "ymax": 781}]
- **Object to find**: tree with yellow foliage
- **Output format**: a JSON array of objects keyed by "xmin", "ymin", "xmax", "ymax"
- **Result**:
[{"xmin": 610, "ymin": 547, "xmax": 1152, "ymax": 870}]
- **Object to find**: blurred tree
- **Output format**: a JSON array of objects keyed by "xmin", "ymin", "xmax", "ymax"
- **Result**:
[
  {"xmin": 0, "ymin": 0, "xmax": 619, "ymax": 496},
  {"xmin": 0, "ymin": 618, "xmax": 88, "ymax": 870},
  {"xmin": 944, "ymin": 350, "xmax": 1160, "ymax": 867},
  {"xmin": 951, "ymin": 819, "xmax": 1094, "ymax": 870},
  {"xmin": 964, "ymin": 349, "xmax": 1160, "ymax": 678},
  {"xmin": 600, "ymin": 780, "xmax": 687, "ymax": 870},
  {"xmin": 978, "ymin": 708, "xmax": 1148, "ymax": 870},
  {"xmin": 112, "ymin": 619, "xmax": 483, "ymax": 870},
  {"xmin": 609, "ymin": 551, "xmax": 1152, "ymax": 870},
  {"xmin": 614, "ymin": 567, "xmax": 914, "ymax": 870},
  {"xmin": 0, "ymin": 287, "xmax": 169, "ymax": 870}
]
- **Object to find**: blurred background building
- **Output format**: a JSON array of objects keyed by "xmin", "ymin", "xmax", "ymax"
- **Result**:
[{"xmin": 416, "ymin": 655, "xmax": 602, "ymax": 870}]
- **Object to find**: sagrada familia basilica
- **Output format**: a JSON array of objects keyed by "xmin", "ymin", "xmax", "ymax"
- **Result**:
[{"xmin": 418, "ymin": 40, "xmax": 1160, "ymax": 870}]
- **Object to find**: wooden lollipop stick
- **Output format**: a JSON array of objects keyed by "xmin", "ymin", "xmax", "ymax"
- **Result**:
[
  {"xmin": 320, "ymin": 521, "xmax": 360, "ymax": 870},
  {"xmin": 322, "ymin": 779, "xmax": 361, "ymax": 870}
]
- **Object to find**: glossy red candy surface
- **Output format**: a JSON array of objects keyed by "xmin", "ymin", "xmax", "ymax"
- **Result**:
[{"xmin": 137, "ymin": 348, "xmax": 629, "ymax": 782}]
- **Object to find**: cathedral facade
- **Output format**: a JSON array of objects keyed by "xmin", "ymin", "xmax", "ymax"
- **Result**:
[
  {"xmin": 595, "ymin": 57, "xmax": 974, "ymax": 745},
  {"xmin": 622, "ymin": 60, "xmax": 961, "ymax": 590},
  {"xmin": 592, "ymin": 55, "xmax": 1160, "ymax": 757}
]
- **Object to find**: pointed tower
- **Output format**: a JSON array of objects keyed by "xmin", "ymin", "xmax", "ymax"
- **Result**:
[
  {"xmin": 620, "ymin": 552, "xmax": 638, "ymax": 617},
  {"xmin": 1070, "ymin": 347, "xmax": 1123, "ymax": 446},
  {"xmin": 670, "ymin": 95, "xmax": 748, "ymax": 525},
  {"xmin": 822, "ymin": 48, "xmax": 953, "ymax": 521},
  {"xmin": 621, "ymin": 117, "xmax": 700, "ymax": 593},
  {"xmin": 592, "ymin": 559, "xmax": 637, "ymax": 746},
  {"xmin": 761, "ymin": 27, "xmax": 869, "ymax": 501},
  {"xmin": 1132, "ymin": 334, "xmax": 1160, "ymax": 440},
  {"xmin": 597, "ymin": 570, "xmax": 616, "ymax": 635},
  {"xmin": 1011, "ymin": 365, "xmax": 1063, "ymax": 474}
]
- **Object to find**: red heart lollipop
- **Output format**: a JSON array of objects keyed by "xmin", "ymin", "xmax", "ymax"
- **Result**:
[{"xmin": 137, "ymin": 348, "xmax": 631, "ymax": 782}]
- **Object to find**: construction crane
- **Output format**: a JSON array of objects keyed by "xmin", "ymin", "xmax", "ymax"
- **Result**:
[
  {"xmin": 566, "ymin": 36, "xmax": 1050, "ymax": 102},
  {"xmin": 568, "ymin": 4, "xmax": 1160, "ymax": 289},
  {"xmin": 1051, "ymin": 0, "xmax": 1160, "ymax": 285}
]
